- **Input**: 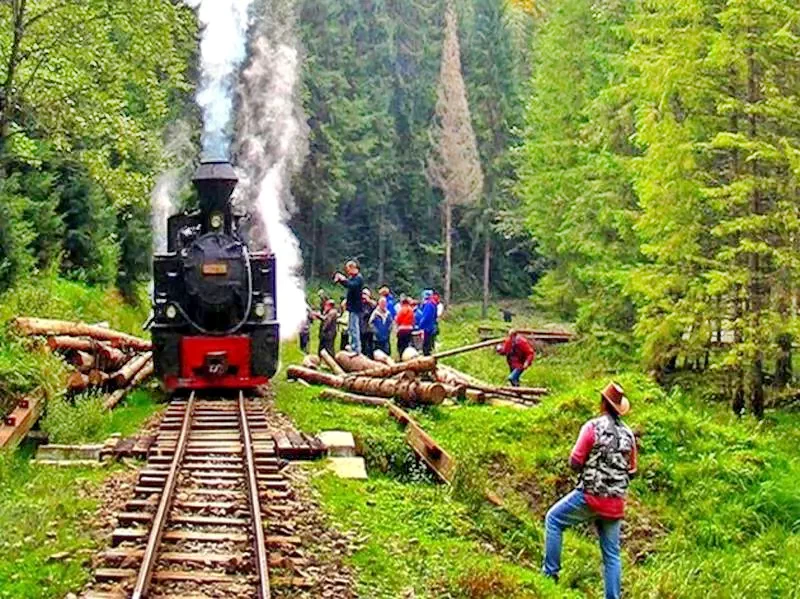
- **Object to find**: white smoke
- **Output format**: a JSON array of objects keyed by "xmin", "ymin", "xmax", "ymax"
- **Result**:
[
  {"xmin": 152, "ymin": 120, "xmax": 194, "ymax": 252},
  {"xmin": 184, "ymin": 0, "xmax": 255, "ymax": 158},
  {"xmin": 234, "ymin": 0, "xmax": 309, "ymax": 339}
]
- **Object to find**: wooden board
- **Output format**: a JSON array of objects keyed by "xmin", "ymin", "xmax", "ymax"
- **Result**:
[
  {"xmin": 387, "ymin": 403, "xmax": 455, "ymax": 484},
  {"xmin": 0, "ymin": 396, "xmax": 43, "ymax": 449}
]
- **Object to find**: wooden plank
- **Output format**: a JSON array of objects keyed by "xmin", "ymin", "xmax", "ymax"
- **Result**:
[
  {"xmin": 387, "ymin": 403, "xmax": 456, "ymax": 484},
  {"xmin": 0, "ymin": 396, "xmax": 43, "ymax": 449}
]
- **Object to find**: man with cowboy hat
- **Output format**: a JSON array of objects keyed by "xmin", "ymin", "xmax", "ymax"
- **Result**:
[{"xmin": 542, "ymin": 382, "xmax": 638, "ymax": 599}]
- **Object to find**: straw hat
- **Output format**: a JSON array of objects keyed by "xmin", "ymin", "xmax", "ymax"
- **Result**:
[{"xmin": 601, "ymin": 382, "xmax": 630, "ymax": 416}]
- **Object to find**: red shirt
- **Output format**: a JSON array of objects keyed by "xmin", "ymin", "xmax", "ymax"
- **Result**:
[
  {"xmin": 395, "ymin": 305, "xmax": 415, "ymax": 332},
  {"xmin": 570, "ymin": 420, "xmax": 638, "ymax": 519},
  {"xmin": 498, "ymin": 335, "xmax": 535, "ymax": 371}
]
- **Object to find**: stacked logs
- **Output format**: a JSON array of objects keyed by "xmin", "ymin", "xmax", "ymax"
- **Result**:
[
  {"xmin": 288, "ymin": 343, "xmax": 549, "ymax": 407},
  {"xmin": 12, "ymin": 317, "xmax": 154, "ymax": 409}
]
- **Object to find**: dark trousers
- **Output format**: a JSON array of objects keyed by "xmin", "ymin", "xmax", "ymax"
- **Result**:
[
  {"xmin": 375, "ymin": 338, "xmax": 391, "ymax": 357},
  {"xmin": 361, "ymin": 332, "xmax": 374, "ymax": 358},
  {"xmin": 299, "ymin": 331, "xmax": 310, "ymax": 353},
  {"xmin": 319, "ymin": 336, "xmax": 335, "ymax": 357},
  {"xmin": 423, "ymin": 332, "xmax": 435, "ymax": 356},
  {"xmin": 397, "ymin": 332, "xmax": 412, "ymax": 357},
  {"xmin": 340, "ymin": 329, "xmax": 348, "ymax": 351}
]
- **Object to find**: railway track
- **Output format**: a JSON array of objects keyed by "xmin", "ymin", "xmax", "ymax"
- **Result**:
[{"xmin": 84, "ymin": 392, "xmax": 310, "ymax": 599}]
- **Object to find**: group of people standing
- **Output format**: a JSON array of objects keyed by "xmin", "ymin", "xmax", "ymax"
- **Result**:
[{"xmin": 303, "ymin": 260, "xmax": 443, "ymax": 360}]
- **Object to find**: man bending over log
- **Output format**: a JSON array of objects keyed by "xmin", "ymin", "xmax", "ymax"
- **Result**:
[{"xmin": 496, "ymin": 330, "xmax": 535, "ymax": 387}]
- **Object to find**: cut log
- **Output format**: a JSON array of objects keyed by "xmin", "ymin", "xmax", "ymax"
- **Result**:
[
  {"xmin": 47, "ymin": 336, "xmax": 97, "ymax": 353},
  {"xmin": 110, "ymin": 352, "xmax": 152, "ymax": 389},
  {"xmin": 318, "ymin": 389, "xmax": 388, "ymax": 407},
  {"xmin": 334, "ymin": 351, "xmax": 383, "ymax": 373},
  {"xmin": 437, "ymin": 365, "xmax": 545, "ymax": 402},
  {"xmin": 432, "ymin": 337, "xmax": 506, "ymax": 360},
  {"xmin": 387, "ymin": 403, "xmax": 455, "ymax": 483},
  {"xmin": 71, "ymin": 350, "xmax": 96, "ymax": 372},
  {"xmin": 12, "ymin": 318, "xmax": 151, "ymax": 351},
  {"xmin": 68, "ymin": 372, "xmax": 90, "ymax": 393},
  {"xmin": 356, "ymin": 357, "xmax": 437, "ymax": 379},
  {"xmin": 96, "ymin": 344, "xmax": 128, "ymax": 369},
  {"xmin": 320, "ymin": 349, "xmax": 345, "ymax": 375},
  {"xmin": 302, "ymin": 355, "xmax": 321, "ymax": 370},
  {"xmin": 105, "ymin": 359, "xmax": 154, "ymax": 410},
  {"xmin": 286, "ymin": 366, "xmax": 447, "ymax": 405},
  {"xmin": 88, "ymin": 369, "xmax": 111, "ymax": 388},
  {"xmin": 372, "ymin": 350, "xmax": 395, "ymax": 366}
]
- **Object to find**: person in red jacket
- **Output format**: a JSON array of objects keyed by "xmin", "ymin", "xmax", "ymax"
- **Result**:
[
  {"xmin": 394, "ymin": 296, "xmax": 415, "ymax": 358},
  {"xmin": 496, "ymin": 330, "xmax": 535, "ymax": 387}
]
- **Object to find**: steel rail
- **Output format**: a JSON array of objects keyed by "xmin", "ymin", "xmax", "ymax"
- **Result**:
[
  {"xmin": 238, "ymin": 391, "xmax": 271, "ymax": 599},
  {"xmin": 132, "ymin": 392, "xmax": 196, "ymax": 599}
]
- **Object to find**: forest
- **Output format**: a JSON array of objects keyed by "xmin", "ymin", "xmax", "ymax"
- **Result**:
[{"xmin": 2, "ymin": 0, "xmax": 800, "ymax": 413}]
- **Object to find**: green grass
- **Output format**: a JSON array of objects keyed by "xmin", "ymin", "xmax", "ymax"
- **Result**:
[
  {"xmin": 0, "ymin": 452, "xmax": 119, "ymax": 599},
  {"xmin": 277, "ymin": 303, "xmax": 800, "ymax": 598}
]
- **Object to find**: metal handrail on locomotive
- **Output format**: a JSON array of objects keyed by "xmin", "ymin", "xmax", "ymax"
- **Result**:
[{"xmin": 151, "ymin": 160, "xmax": 279, "ymax": 391}]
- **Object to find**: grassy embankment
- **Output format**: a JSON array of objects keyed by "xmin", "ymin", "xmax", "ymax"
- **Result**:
[
  {"xmin": 0, "ymin": 277, "xmax": 163, "ymax": 598},
  {"xmin": 276, "ymin": 303, "xmax": 800, "ymax": 598}
]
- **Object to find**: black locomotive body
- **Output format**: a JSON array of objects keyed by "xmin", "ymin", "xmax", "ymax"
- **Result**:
[{"xmin": 151, "ymin": 161, "xmax": 279, "ymax": 391}]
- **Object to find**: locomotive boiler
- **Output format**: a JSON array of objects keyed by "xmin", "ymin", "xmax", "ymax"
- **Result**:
[{"xmin": 151, "ymin": 160, "xmax": 279, "ymax": 391}]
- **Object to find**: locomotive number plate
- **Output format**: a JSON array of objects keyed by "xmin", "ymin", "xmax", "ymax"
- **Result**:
[{"xmin": 202, "ymin": 262, "xmax": 228, "ymax": 275}]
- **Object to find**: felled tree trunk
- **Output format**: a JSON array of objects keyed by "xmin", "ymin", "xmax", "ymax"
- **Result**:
[
  {"xmin": 13, "ymin": 318, "xmax": 151, "ymax": 351},
  {"xmin": 320, "ymin": 349, "xmax": 346, "ymax": 375},
  {"xmin": 88, "ymin": 370, "xmax": 110, "ymax": 387},
  {"xmin": 357, "ymin": 357, "xmax": 437, "ymax": 379},
  {"xmin": 287, "ymin": 366, "xmax": 449, "ymax": 405},
  {"xmin": 372, "ymin": 349, "xmax": 395, "ymax": 366},
  {"xmin": 110, "ymin": 352, "xmax": 153, "ymax": 389},
  {"xmin": 334, "ymin": 351, "xmax": 384, "ymax": 373},
  {"xmin": 105, "ymin": 359, "xmax": 154, "ymax": 410},
  {"xmin": 319, "ymin": 389, "xmax": 388, "ymax": 407},
  {"xmin": 71, "ymin": 351, "xmax": 96, "ymax": 372},
  {"xmin": 67, "ymin": 372, "xmax": 90, "ymax": 393}
]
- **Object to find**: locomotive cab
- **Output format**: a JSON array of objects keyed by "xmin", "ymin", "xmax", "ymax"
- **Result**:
[{"xmin": 151, "ymin": 160, "xmax": 279, "ymax": 391}]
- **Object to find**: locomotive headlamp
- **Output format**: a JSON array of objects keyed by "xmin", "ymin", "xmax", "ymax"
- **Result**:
[
  {"xmin": 165, "ymin": 304, "xmax": 178, "ymax": 320},
  {"xmin": 254, "ymin": 303, "xmax": 266, "ymax": 319},
  {"xmin": 210, "ymin": 212, "xmax": 223, "ymax": 230}
]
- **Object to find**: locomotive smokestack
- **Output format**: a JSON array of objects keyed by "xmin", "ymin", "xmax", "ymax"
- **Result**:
[{"xmin": 193, "ymin": 160, "xmax": 238, "ymax": 235}]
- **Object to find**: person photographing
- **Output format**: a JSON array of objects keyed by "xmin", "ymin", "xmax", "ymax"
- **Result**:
[{"xmin": 333, "ymin": 260, "xmax": 364, "ymax": 354}]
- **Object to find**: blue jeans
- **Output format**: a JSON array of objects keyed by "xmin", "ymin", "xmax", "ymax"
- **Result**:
[
  {"xmin": 508, "ymin": 368, "xmax": 523, "ymax": 387},
  {"xmin": 543, "ymin": 489, "xmax": 622, "ymax": 599},
  {"xmin": 347, "ymin": 311, "xmax": 361, "ymax": 354}
]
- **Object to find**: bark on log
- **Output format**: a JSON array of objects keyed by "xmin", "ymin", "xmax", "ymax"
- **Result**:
[
  {"xmin": 13, "ymin": 318, "xmax": 151, "ymax": 351},
  {"xmin": 110, "ymin": 352, "xmax": 153, "ymax": 389},
  {"xmin": 372, "ymin": 350, "xmax": 395, "ymax": 366},
  {"xmin": 104, "ymin": 359, "xmax": 153, "ymax": 410},
  {"xmin": 302, "ymin": 355, "xmax": 321, "ymax": 370},
  {"xmin": 334, "ymin": 351, "xmax": 384, "ymax": 373},
  {"xmin": 88, "ymin": 369, "xmax": 110, "ymax": 388},
  {"xmin": 320, "ymin": 349, "xmax": 346, "ymax": 375},
  {"xmin": 437, "ymin": 365, "xmax": 545, "ymax": 402},
  {"xmin": 48, "ymin": 336, "xmax": 97, "ymax": 352},
  {"xmin": 432, "ymin": 337, "xmax": 506, "ymax": 359},
  {"xmin": 68, "ymin": 372, "xmax": 90, "ymax": 392},
  {"xmin": 318, "ymin": 389, "xmax": 388, "ymax": 407},
  {"xmin": 96, "ymin": 344, "xmax": 127, "ymax": 369},
  {"xmin": 286, "ymin": 366, "xmax": 447, "ymax": 405},
  {"xmin": 357, "ymin": 357, "xmax": 437, "ymax": 379}
]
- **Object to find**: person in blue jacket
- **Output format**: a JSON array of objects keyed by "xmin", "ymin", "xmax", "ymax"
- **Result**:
[
  {"xmin": 369, "ymin": 296, "xmax": 394, "ymax": 356},
  {"xmin": 415, "ymin": 289, "xmax": 438, "ymax": 356}
]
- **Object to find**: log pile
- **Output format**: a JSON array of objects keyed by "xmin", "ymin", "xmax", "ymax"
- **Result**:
[
  {"xmin": 12, "ymin": 317, "xmax": 154, "ymax": 408},
  {"xmin": 288, "ymin": 340, "xmax": 548, "ymax": 408}
]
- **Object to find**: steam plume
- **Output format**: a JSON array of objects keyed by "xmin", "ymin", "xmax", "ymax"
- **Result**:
[
  {"xmin": 184, "ymin": 0, "xmax": 255, "ymax": 158},
  {"xmin": 234, "ymin": 0, "xmax": 309, "ymax": 339},
  {"xmin": 152, "ymin": 120, "xmax": 194, "ymax": 252}
]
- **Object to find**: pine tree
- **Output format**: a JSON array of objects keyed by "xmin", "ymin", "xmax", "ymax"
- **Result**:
[
  {"xmin": 630, "ymin": 0, "xmax": 800, "ymax": 417},
  {"xmin": 427, "ymin": 0, "xmax": 484, "ymax": 306}
]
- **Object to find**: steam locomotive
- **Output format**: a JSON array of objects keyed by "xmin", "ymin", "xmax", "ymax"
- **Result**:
[{"xmin": 151, "ymin": 160, "xmax": 279, "ymax": 391}]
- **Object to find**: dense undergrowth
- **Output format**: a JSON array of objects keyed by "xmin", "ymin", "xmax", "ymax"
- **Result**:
[{"xmin": 276, "ymin": 303, "xmax": 800, "ymax": 598}]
